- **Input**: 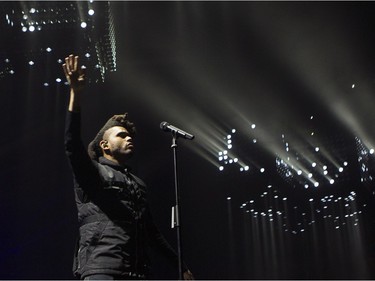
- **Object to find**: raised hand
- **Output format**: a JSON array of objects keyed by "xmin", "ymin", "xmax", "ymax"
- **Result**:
[{"xmin": 62, "ymin": 54, "xmax": 86, "ymax": 92}]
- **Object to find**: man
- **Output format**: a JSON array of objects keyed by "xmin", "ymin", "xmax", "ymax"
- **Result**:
[{"xmin": 63, "ymin": 54, "xmax": 194, "ymax": 280}]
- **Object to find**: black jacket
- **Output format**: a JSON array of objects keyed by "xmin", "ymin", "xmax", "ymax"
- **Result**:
[{"xmin": 64, "ymin": 111, "xmax": 181, "ymax": 279}]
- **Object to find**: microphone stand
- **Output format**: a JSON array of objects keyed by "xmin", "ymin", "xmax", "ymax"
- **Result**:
[{"xmin": 170, "ymin": 131, "xmax": 184, "ymax": 280}]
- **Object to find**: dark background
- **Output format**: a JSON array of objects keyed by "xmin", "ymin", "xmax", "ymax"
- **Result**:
[{"xmin": 1, "ymin": 1, "xmax": 375, "ymax": 279}]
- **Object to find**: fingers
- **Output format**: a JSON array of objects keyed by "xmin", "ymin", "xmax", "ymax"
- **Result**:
[{"xmin": 63, "ymin": 54, "xmax": 79, "ymax": 74}]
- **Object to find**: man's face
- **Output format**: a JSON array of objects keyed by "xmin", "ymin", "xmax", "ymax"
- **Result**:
[{"xmin": 102, "ymin": 126, "xmax": 134, "ymax": 158}]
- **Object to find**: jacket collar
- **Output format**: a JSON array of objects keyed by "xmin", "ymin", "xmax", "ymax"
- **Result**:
[{"xmin": 98, "ymin": 156, "xmax": 132, "ymax": 173}]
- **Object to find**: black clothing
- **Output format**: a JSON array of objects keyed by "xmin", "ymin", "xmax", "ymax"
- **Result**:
[{"xmin": 65, "ymin": 111, "xmax": 182, "ymax": 279}]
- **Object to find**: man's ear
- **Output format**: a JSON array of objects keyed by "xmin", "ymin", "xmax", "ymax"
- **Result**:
[{"xmin": 99, "ymin": 140, "xmax": 109, "ymax": 151}]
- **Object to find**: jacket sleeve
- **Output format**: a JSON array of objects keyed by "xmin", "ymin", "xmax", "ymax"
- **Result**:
[{"xmin": 64, "ymin": 111, "xmax": 102, "ymax": 197}]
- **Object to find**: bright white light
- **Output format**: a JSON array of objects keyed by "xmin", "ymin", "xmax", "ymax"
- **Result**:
[
  {"xmin": 9, "ymin": 70, "xmax": 15, "ymax": 74},
  {"xmin": 315, "ymin": 147, "xmax": 319, "ymax": 152},
  {"xmin": 218, "ymin": 151, "xmax": 222, "ymax": 156},
  {"xmin": 56, "ymin": 78, "xmax": 62, "ymax": 83},
  {"xmin": 244, "ymin": 166, "xmax": 249, "ymax": 171},
  {"xmin": 85, "ymin": 53, "xmax": 91, "ymax": 58},
  {"xmin": 343, "ymin": 161, "xmax": 348, "ymax": 166},
  {"xmin": 309, "ymin": 198, "xmax": 314, "ymax": 202},
  {"xmin": 312, "ymin": 162, "xmax": 316, "ymax": 167},
  {"xmin": 370, "ymin": 149, "xmax": 374, "ymax": 154},
  {"xmin": 310, "ymin": 116, "xmax": 314, "ymax": 120},
  {"xmin": 23, "ymin": 14, "xmax": 28, "ymax": 20},
  {"xmin": 252, "ymin": 139, "xmax": 257, "ymax": 143},
  {"xmin": 46, "ymin": 47, "xmax": 52, "ymax": 52},
  {"xmin": 251, "ymin": 124, "xmax": 256, "ymax": 129},
  {"xmin": 227, "ymin": 144, "xmax": 232, "ymax": 149},
  {"xmin": 352, "ymin": 84, "xmax": 355, "ymax": 88},
  {"xmin": 29, "ymin": 25, "xmax": 35, "ymax": 32},
  {"xmin": 323, "ymin": 165, "xmax": 327, "ymax": 170},
  {"xmin": 338, "ymin": 167, "xmax": 344, "ymax": 172},
  {"xmin": 231, "ymin": 129, "xmax": 236, "ymax": 133},
  {"xmin": 218, "ymin": 156, "xmax": 223, "ymax": 161},
  {"xmin": 28, "ymin": 60, "xmax": 34, "ymax": 65},
  {"xmin": 43, "ymin": 83, "xmax": 49, "ymax": 87},
  {"xmin": 57, "ymin": 59, "xmax": 63, "ymax": 63},
  {"xmin": 330, "ymin": 179, "xmax": 335, "ymax": 184},
  {"xmin": 22, "ymin": 26, "xmax": 27, "ymax": 32},
  {"xmin": 233, "ymin": 158, "xmax": 238, "ymax": 163},
  {"xmin": 223, "ymin": 150, "xmax": 227, "ymax": 155},
  {"xmin": 283, "ymin": 198, "xmax": 287, "ymax": 201},
  {"xmin": 227, "ymin": 135, "xmax": 231, "ymax": 139},
  {"xmin": 219, "ymin": 166, "xmax": 224, "ymax": 171},
  {"xmin": 260, "ymin": 168, "xmax": 265, "ymax": 173},
  {"xmin": 229, "ymin": 159, "xmax": 233, "ymax": 164},
  {"xmin": 297, "ymin": 170, "xmax": 302, "ymax": 175},
  {"xmin": 314, "ymin": 182, "xmax": 319, "ymax": 187},
  {"xmin": 30, "ymin": 8, "xmax": 36, "ymax": 13},
  {"xmin": 311, "ymin": 132, "xmax": 314, "ymax": 136},
  {"xmin": 88, "ymin": 9, "xmax": 95, "ymax": 16},
  {"xmin": 304, "ymin": 184, "xmax": 309, "ymax": 189},
  {"xmin": 308, "ymin": 173, "xmax": 313, "ymax": 178},
  {"xmin": 323, "ymin": 170, "xmax": 328, "ymax": 175},
  {"xmin": 81, "ymin": 21, "xmax": 87, "ymax": 28},
  {"xmin": 240, "ymin": 167, "xmax": 244, "ymax": 172},
  {"xmin": 223, "ymin": 155, "xmax": 228, "ymax": 160},
  {"xmin": 227, "ymin": 197, "xmax": 231, "ymax": 200}
]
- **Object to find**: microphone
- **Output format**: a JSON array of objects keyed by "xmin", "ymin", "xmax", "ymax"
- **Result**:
[{"xmin": 160, "ymin": 121, "xmax": 195, "ymax": 140}]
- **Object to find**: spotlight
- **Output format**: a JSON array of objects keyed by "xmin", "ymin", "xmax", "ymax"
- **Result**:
[
  {"xmin": 232, "ymin": 129, "xmax": 236, "ymax": 133},
  {"xmin": 314, "ymin": 182, "xmax": 319, "ymax": 187},
  {"xmin": 227, "ymin": 197, "xmax": 231, "ymax": 200},
  {"xmin": 297, "ymin": 170, "xmax": 302, "ymax": 175},
  {"xmin": 370, "ymin": 148, "xmax": 374, "ymax": 154},
  {"xmin": 251, "ymin": 124, "xmax": 256, "ymax": 129},
  {"xmin": 22, "ymin": 26, "xmax": 27, "ymax": 32},
  {"xmin": 312, "ymin": 162, "xmax": 316, "ymax": 167},
  {"xmin": 227, "ymin": 135, "xmax": 231, "ymax": 139},
  {"xmin": 56, "ymin": 78, "xmax": 62, "ymax": 83},
  {"xmin": 88, "ymin": 9, "xmax": 95, "ymax": 16},
  {"xmin": 81, "ymin": 21, "xmax": 87, "ymax": 28},
  {"xmin": 343, "ymin": 161, "xmax": 348, "ymax": 166},
  {"xmin": 330, "ymin": 179, "xmax": 335, "ymax": 184},
  {"xmin": 260, "ymin": 168, "xmax": 265, "ymax": 173},
  {"xmin": 30, "ymin": 8, "xmax": 36, "ymax": 13},
  {"xmin": 46, "ymin": 47, "xmax": 52, "ymax": 52},
  {"xmin": 85, "ymin": 53, "xmax": 91, "ymax": 58},
  {"xmin": 315, "ymin": 147, "xmax": 320, "ymax": 152},
  {"xmin": 43, "ymin": 83, "xmax": 49, "ymax": 87},
  {"xmin": 28, "ymin": 60, "xmax": 34, "ymax": 65},
  {"xmin": 338, "ymin": 167, "xmax": 344, "ymax": 172},
  {"xmin": 29, "ymin": 25, "xmax": 35, "ymax": 32},
  {"xmin": 244, "ymin": 166, "xmax": 249, "ymax": 171}
]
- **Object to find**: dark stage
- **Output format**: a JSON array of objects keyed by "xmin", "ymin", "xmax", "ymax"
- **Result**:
[{"xmin": 0, "ymin": 1, "xmax": 375, "ymax": 279}]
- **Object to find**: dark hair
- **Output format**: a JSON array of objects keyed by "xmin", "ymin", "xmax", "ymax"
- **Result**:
[{"xmin": 87, "ymin": 113, "xmax": 136, "ymax": 160}]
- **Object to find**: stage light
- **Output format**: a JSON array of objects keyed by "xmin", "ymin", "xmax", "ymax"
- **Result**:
[
  {"xmin": 46, "ymin": 47, "xmax": 52, "ymax": 52},
  {"xmin": 85, "ymin": 53, "xmax": 91, "ymax": 58},
  {"xmin": 330, "ymin": 179, "xmax": 335, "ymax": 184},
  {"xmin": 370, "ymin": 148, "xmax": 374, "ymax": 154},
  {"xmin": 219, "ymin": 166, "xmax": 224, "ymax": 171},
  {"xmin": 251, "ymin": 124, "xmax": 256, "ymax": 129},
  {"xmin": 315, "ymin": 147, "xmax": 320, "ymax": 152},
  {"xmin": 343, "ymin": 161, "xmax": 348, "ymax": 166},
  {"xmin": 56, "ymin": 78, "xmax": 62, "ymax": 83},
  {"xmin": 30, "ymin": 8, "xmax": 36, "ymax": 13},
  {"xmin": 312, "ymin": 162, "xmax": 316, "ymax": 167},
  {"xmin": 227, "ymin": 197, "xmax": 231, "ymax": 200},
  {"xmin": 81, "ymin": 21, "xmax": 87, "ymax": 28},
  {"xmin": 227, "ymin": 135, "xmax": 231, "ymax": 139},
  {"xmin": 29, "ymin": 25, "xmax": 35, "ymax": 32},
  {"xmin": 304, "ymin": 184, "xmax": 309, "ymax": 188},
  {"xmin": 309, "ymin": 198, "xmax": 313, "ymax": 202},
  {"xmin": 308, "ymin": 173, "xmax": 312, "ymax": 178},
  {"xmin": 352, "ymin": 84, "xmax": 355, "ymax": 88},
  {"xmin": 43, "ymin": 83, "xmax": 49, "ymax": 87},
  {"xmin": 57, "ymin": 59, "xmax": 63, "ymax": 63},
  {"xmin": 260, "ymin": 168, "xmax": 265, "ymax": 173},
  {"xmin": 88, "ymin": 9, "xmax": 95, "ymax": 16},
  {"xmin": 323, "ymin": 170, "xmax": 328, "ymax": 175},
  {"xmin": 252, "ymin": 139, "xmax": 257, "ymax": 143},
  {"xmin": 244, "ymin": 166, "xmax": 249, "ymax": 171},
  {"xmin": 227, "ymin": 144, "xmax": 232, "ymax": 149},
  {"xmin": 314, "ymin": 182, "xmax": 319, "ymax": 187},
  {"xmin": 297, "ymin": 170, "xmax": 302, "ymax": 175},
  {"xmin": 231, "ymin": 129, "xmax": 236, "ymax": 133},
  {"xmin": 338, "ymin": 167, "xmax": 344, "ymax": 172},
  {"xmin": 22, "ymin": 26, "xmax": 27, "ymax": 32},
  {"xmin": 9, "ymin": 70, "xmax": 15, "ymax": 74},
  {"xmin": 29, "ymin": 60, "xmax": 34, "ymax": 65}
]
